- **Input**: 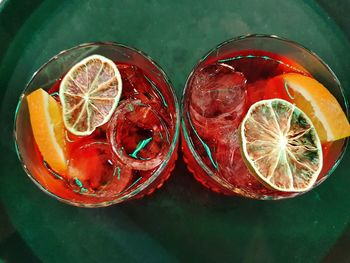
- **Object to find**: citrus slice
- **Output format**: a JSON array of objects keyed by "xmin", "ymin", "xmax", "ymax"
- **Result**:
[
  {"xmin": 240, "ymin": 99, "xmax": 323, "ymax": 192},
  {"xmin": 271, "ymin": 73, "xmax": 350, "ymax": 142},
  {"xmin": 27, "ymin": 88, "xmax": 67, "ymax": 174},
  {"xmin": 59, "ymin": 54, "xmax": 122, "ymax": 136}
]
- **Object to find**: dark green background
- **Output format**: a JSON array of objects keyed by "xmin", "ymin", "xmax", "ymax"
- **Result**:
[{"xmin": 0, "ymin": 0, "xmax": 349, "ymax": 262}]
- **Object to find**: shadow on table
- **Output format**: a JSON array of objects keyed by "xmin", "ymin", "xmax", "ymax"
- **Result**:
[
  {"xmin": 0, "ymin": 201, "xmax": 41, "ymax": 263},
  {"xmin": 104, "ymin": 151, "xmax": 273, "ymax": 262},
  {"xmin": 321, "ymin": 223, "xmax": 350, "ymax": 263}
]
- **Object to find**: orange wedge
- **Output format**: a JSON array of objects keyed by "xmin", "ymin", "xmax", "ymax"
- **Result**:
[
  {"xmin": 27, "ymin": 88, "xmax": 67, "ymax": 174},
  {"xmin": 275, "ymin": 73, "xmax": 350, "ymax": 142}
]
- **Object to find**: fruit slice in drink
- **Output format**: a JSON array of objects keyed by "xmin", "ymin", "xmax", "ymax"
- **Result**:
[
  {"xmin": 240, "ymin": 99, "xmax": 323, "ymax": 192},
  {"xmin": 27, "ymin": 88, "xmax": 67, "ymax": 174},
  {"xmin": 59, "ymin": 54, "xmax": 122, "ymax": 136},
  {"xmin": 265, "ymin": 73, "xmax": 350, "ymax": 142}
]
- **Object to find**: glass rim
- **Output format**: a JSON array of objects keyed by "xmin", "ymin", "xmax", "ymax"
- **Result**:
[
  {"xmin": 13, "ymin": 41, "xmax": 180, "ymax": 207},
  {"xmin": 181, "ymin": 33, "xmax": 349, "ymax": 198}
]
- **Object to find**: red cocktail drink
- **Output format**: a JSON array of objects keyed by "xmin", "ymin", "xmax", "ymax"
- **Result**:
[
  {"xmin": 15, "ymin": 43, "xmax": 179, "ymax": 206},
  {"xmin": 182, "ymin": 36, "xmax": 349, "ymax": 199}
]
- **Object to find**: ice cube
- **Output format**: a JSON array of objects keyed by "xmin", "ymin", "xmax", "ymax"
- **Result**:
[
  {"xmin": 67, "ymin": 140, "xmax": 132, "ymax": 195},
  {"xmin": 215, "ymin": 131, "xmax": 252, "ymax": 186},
  {"xmin": 107, "ymin": 100, "xmax": 170, "ymax": 171},
  {"xmin": 188, "ymin": 63, "xmax": 247, "ymax": 140},
  {"xmin": 118, "ymin": 64, "xmax": 162, "ymax": 109},
  {"xmin": 117, "ymin": 63, "xmax": 173, "ymax": 129},
  {"xmin": 190, "ymin": 63, "xmax": 247, "ymax": 118}
]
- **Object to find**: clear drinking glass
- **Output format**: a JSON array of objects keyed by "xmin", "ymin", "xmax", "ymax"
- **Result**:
[
  {"xmin": 14, "ymin": 42, "xmax": 180, "ymax": 207},
  {"xmin": 181, "ymin": 34, "xmax": 348, "ymax": 200}
]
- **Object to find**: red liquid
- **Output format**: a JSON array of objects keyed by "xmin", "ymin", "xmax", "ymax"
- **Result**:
[
  {"xmin": 32, "ymin": 62, "xmax": 177, "ymax": 204},
  {"xmin": 182, "ymin": 50, "xmax": 345, "ymax": 199}
]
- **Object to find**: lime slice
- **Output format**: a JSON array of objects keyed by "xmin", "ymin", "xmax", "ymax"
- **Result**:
[
  {"xmin": 240, "ymin": 99, "xmax": 323, "ymax": 192},
  {"xmin": 59, "ymin": 54, "xmax": 122, "ymax": 136}
]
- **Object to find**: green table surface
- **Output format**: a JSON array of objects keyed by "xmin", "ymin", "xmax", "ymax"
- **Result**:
[{"xmin": 0, "ymin": 0, "xmax": 349, "ymax": 262}]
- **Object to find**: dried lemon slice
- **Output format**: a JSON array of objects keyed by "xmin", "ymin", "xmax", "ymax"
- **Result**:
[
  {"xmin": 240, "ymin": 99, "xmax": 323, "ymax": 192},
  {"xmin": 59, "ymin": 54, "xmax": 122, "ymax": 136}
]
